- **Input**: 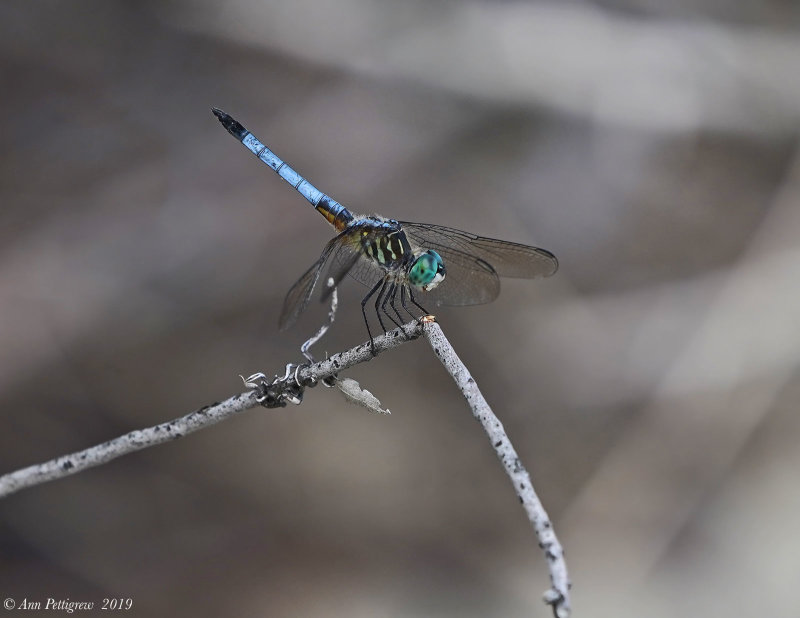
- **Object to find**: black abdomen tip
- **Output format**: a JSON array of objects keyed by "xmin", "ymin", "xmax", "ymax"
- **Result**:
[{"xmin": 211, "ymin": 107, "xmax": 249, "ymax": 141}]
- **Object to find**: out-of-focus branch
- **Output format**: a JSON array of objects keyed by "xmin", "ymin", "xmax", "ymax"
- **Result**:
[{"xmin": 423, "ymin": 320, "xmax": 571, "ymax": 618}]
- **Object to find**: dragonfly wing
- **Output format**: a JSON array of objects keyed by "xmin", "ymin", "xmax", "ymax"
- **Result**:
[
  {"xmin": 340, "ymin": 253, "xmax": 388, "ymax": 289},
  {"xmin": 279, "ymin": 232, "xmax": 354, "ymax": 330},
  {"xmin": 279, "ymin": 258, "xmax": 324, "ymax": 330},
  {"xmin": 399, "ymin": 222, "xmax": 558, "ymax": 278},
  {"xmin": 324, "ymin": 226, "xmax": 390, "ymax": 291},
  {"xmin": 320, "ymin": 245, "xmax": 365, "ymax": 301},
  {"xmin": 411, "ymin": 242, "xmax": 501, "ymax": 307},
  {"xmin": 331, "ymin": 240, "xmax": 496, "ymax": 307},
  {"xmin": 399, "ymin": 222, "xmax": 556, "ymax": 307}
]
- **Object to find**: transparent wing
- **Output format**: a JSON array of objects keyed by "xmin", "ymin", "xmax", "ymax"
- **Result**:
[
  {"xmin": 399, "ymin": 221, "xmax": 557, "ymax": 307},
  {"xmin": 329, "ymin": 241, "xmax": 497, "ymax": 309},
  {"xmin": 320, "ymin": 246, "xmax": 363, "ymax": 301},
  {"xmin": 400, "ymin": 222, "xmax": 558, "ymax": 278},
  {"xmin": 406, "ymin": 239, "xmax": 501, "ymax": 307},
  {"xmin": 279, "ymin": 231, "xmax": 362, "ymax": 330},
  {"xmin": 334, "ymin": 251, "xmax": 387, "ymax": 289},
  {"xmin": 337, "ymin": 225, "xmax": 501, "ymax": 307},
  {"xmin": 326, "ymin": 223, "xmax": 393, "ymax": 292}
]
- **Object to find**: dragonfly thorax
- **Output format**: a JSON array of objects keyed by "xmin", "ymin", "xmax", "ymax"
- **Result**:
[
  {"xmin": 357, "ymin": 217, "xmax": 413, "ymax": 268},
  {"xmin": 408, "ymin": 250, "xmax": 446, "ymax": 291},
  {"xmin": 358, "ymin": 220, "xmax": 446, "ymax": 291}
]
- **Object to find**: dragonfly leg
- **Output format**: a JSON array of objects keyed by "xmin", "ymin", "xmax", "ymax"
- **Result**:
[
  {"xmin": 386, "ymin": 283, "xmax": 416, "ymax": 340},
  {"xmin": 407, "ymin": 286, "xmax": 431, "ymax": 317},
  {"xmin": 381, "ymin": 282, "xmax": 404, "ymax": 330},
  {"xmin": 399, "ymin": 285, "xmax": 417, "ymax": 320},
  {"xmin": 389, "ymin": 286, "xmax": 407, "ymax": 327},
  {"xmin": 361, "ymin": 278, "xmax": 385, "ymax": 354},
  {"xmin": 373, "ymin": 278, "xmax": 390, "ymax": 335}
]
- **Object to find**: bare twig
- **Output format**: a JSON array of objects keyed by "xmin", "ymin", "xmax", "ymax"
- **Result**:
[
  {"xmin": 0, "ymin": 318, "xmax": 569, "ymax": 617},
  {"xmin": 422, "ymin": 320, "xmax": 571, "ymax": 618},
  {"xmin": 0, "ymin": 320, "xmax": 424, "ymax": 499}
]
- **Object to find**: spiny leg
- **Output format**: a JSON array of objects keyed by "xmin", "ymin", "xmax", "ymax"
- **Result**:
[
  {"xmin": 400, "ymin": 285, "xmax": 417, "ymax": 320},
  {"xmin": 407, "ymin": 286, "xmax": 430, "ymax": 317},
  {"xmin": 386, "ymin": 282, "xmax": 416, "ymax": 339},
  {"xmin": 361, "ymin": 278, "xmax": 385, "ymax": 353},
  {"xmin": 373, "ymin": 278, "xmax": 390, "ymax": 335},
  {"xmin": 381, "ymin": 282, "xmax": 404, "ymax": 330},
  {"xmin": 406, "ymin": 285, "xmax": 435, "ymax": 327},
  {"xmin": 402, "ymin": 285, "xmax": 431, "ymax": 325},
  {"xmin": 389, "ymin": 285, "xmax": 407, "ymax": 326}
]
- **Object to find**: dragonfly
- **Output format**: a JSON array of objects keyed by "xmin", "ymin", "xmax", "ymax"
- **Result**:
[{"xmin": 212, "ymin": 108, "xmax": 558, "ymax": 350}]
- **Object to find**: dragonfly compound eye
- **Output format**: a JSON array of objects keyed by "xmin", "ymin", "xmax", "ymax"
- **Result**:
[{"xmin": 409, "ymin": 250, "xmax": 446, "ymax": 291}]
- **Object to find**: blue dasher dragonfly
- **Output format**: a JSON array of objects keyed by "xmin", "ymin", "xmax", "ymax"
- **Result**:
[{"xmin": 212, "ymin": 108, "xmax": 557, "ymax": 349}]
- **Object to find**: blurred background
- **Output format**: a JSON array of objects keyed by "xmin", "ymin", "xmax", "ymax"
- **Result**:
[{"xmin": 2, "ymin": 1, "xmax": 799, "ymax": 616}]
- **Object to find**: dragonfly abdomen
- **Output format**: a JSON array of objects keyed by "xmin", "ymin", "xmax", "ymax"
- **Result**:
[
  {"xmin": 316, "ymin": 197, "xmax": 353, "ymax": 231},
  {"xmin": 212, "ymin": 108, "xmax": 353, "ymax": 231}
]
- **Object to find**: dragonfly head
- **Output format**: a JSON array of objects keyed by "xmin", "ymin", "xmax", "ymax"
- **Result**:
[{"xmin": 408, "ymin": 250, "xmax": 446, "ymax": 292}]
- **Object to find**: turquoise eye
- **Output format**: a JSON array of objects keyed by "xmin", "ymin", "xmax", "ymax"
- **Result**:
[{"xmin": 408, "ymin": 250, "xmax": 446, "ymax": 291}]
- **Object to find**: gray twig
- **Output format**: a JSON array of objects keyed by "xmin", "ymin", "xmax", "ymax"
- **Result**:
[
  {"xmin": 423, "ymin": 320, "xmax": 572, "ymax": 618},
  {"xmin": 0, "ymin": 318, "xmax": 570, "ymax": 618},
  {"xmin": 0, "ymin": 320, "xmax": 423, "ymax": 499}
]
